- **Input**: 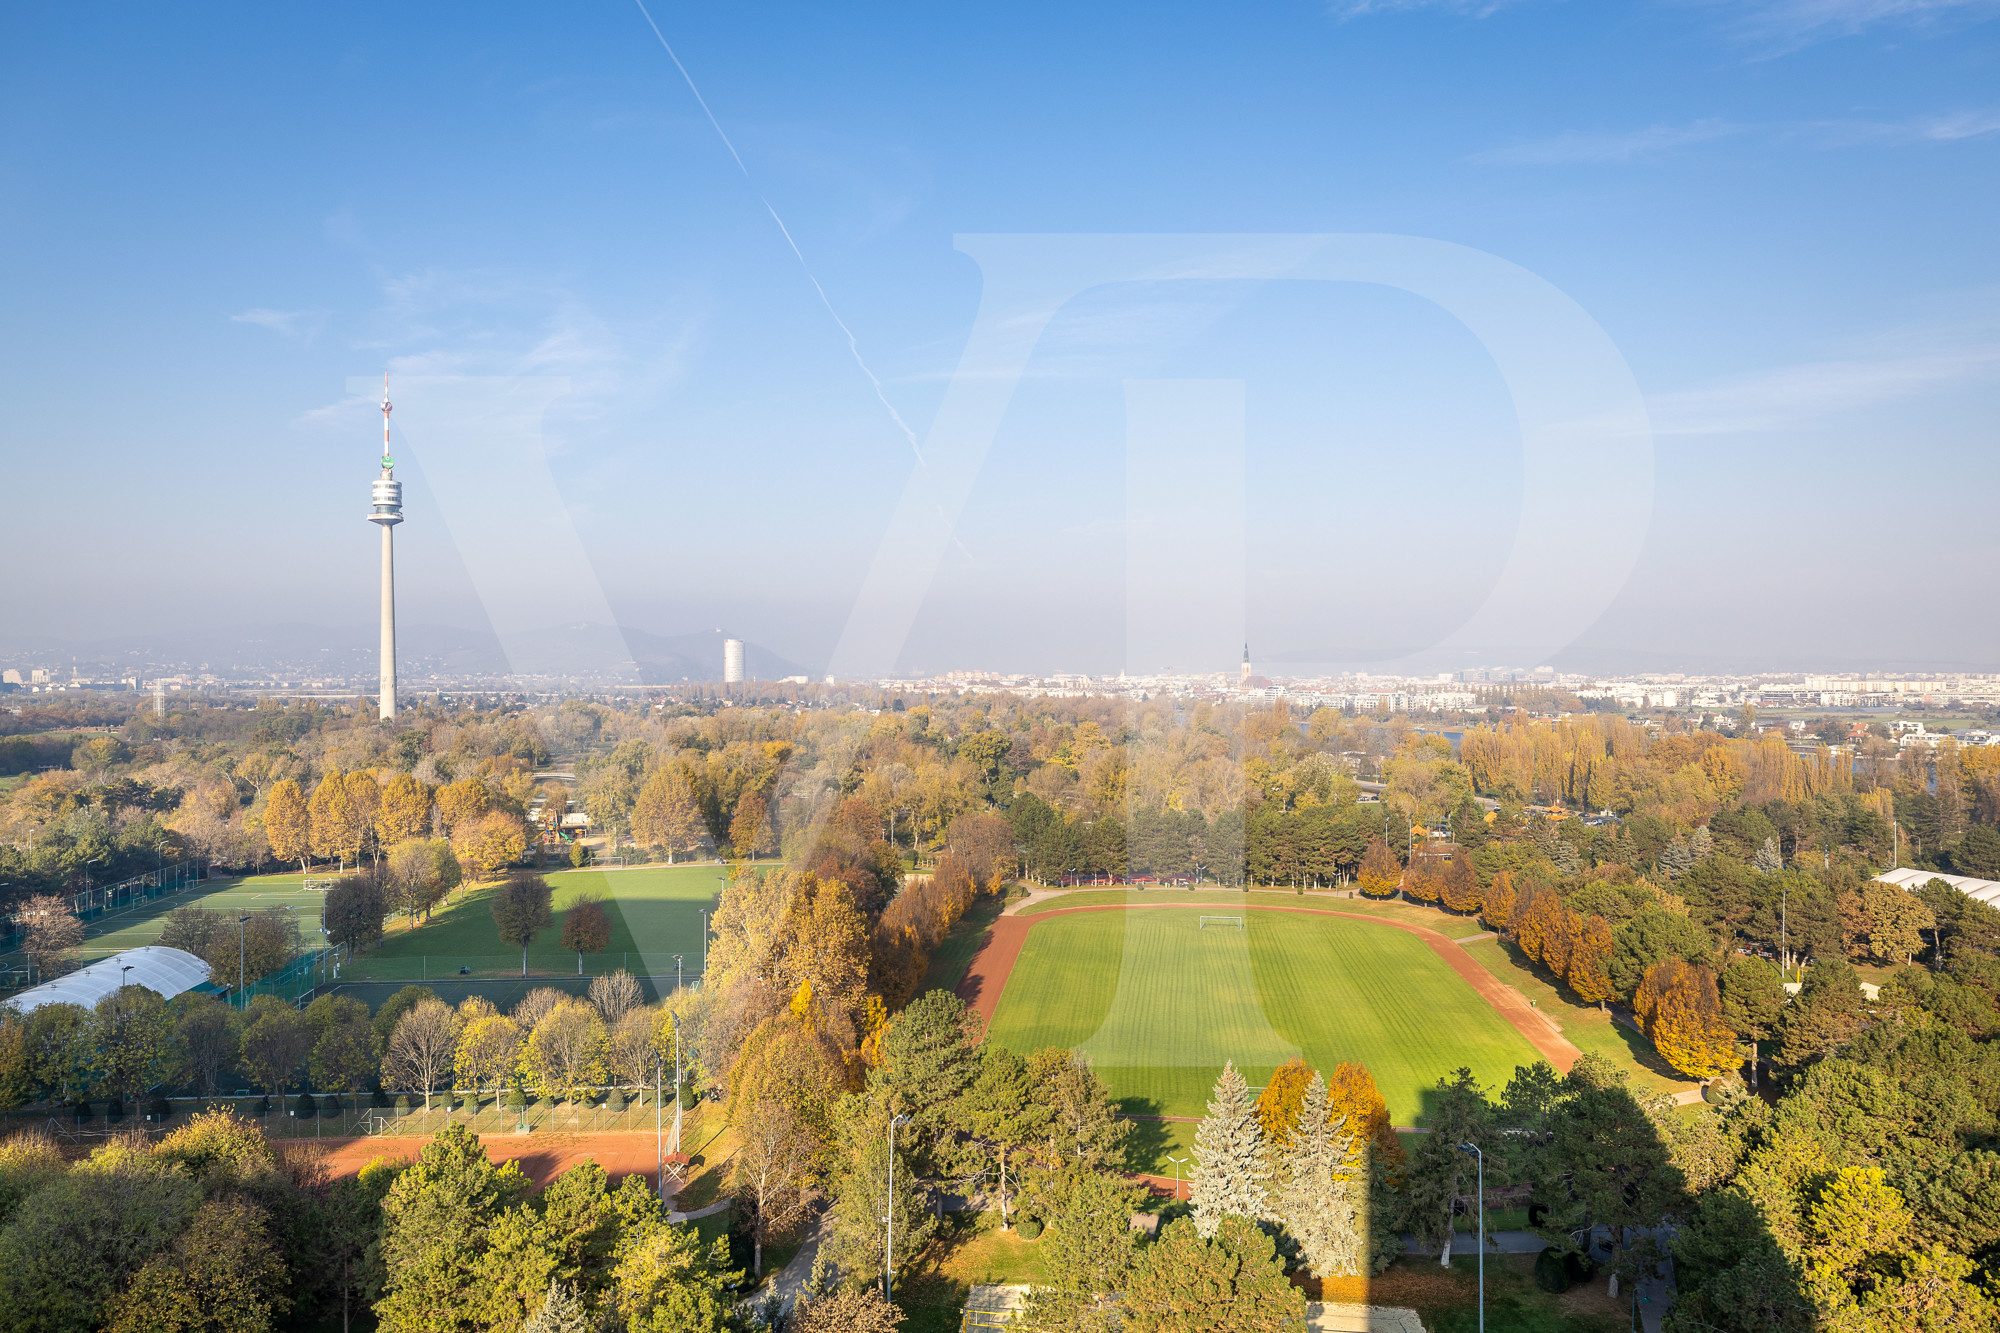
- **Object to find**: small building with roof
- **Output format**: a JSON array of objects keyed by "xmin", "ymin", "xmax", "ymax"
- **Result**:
[{"xmin": 3, "ymin": 945, "xmax": 213, "ymax": 1014}]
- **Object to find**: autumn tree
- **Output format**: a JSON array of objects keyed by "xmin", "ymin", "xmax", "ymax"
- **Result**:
[
  {"xmin": 1254, "ymin": 1056, "xmax": 1314, "ymax": 1145},
  {"xmin": 376, "ymin": 772, "xmax": 433, "ymax": 847},
  {"xmin": 632, "ymin": 767, "xmax": 704, "ymax": 863},
  {"xmin": 1440, "ymin": 848, "xmax": 1482, "ymax": 914},
  {"xmin": 491, "ymin": 874, "xmax": 554, "ymax": 976},
  {"xmin": 1566, "ymin": 913, "xmax": 1617, "ymax": 1009},
  {"xmin": 455, "ymin": 810, "xmax": 527, "ymax": 882},
  {"xmin": 1325, "ymin": 1061, "xmax": 1406, "ymax": 1183},
  {"xmin": 560, "ymin": 897, "xmax": 612, "ymax": 974},
  {"xmin": 1356, "ymin": 837, "xmax": 1400, "ymax": 898},
  {"xmin": 521, "ymin": 1000, "xmax": 608, "ymax": 1105},
  {"xmin": 730, "ymin": 1096, "xmax": 819, "ymax": 1278},
  {"xmin": 1480, "ymin": 870, "xmax": 1517, "ymax": 930},
  {"xmin": 323, "ymin": 874, "xmax": 387, "ymax": 953},
  {"xmin": 263, "ymin": 778, "xmax": 311, "ymax": 876},
  {"xmin": 308, "ymin": 771, "xmax": 365, "ymax": 871},
  {"xmin": 15, "ymin": 895, "xmax": 82, "ymax": 981},
  {"xmin": 729, "ymin": 789, "xmax": 776, "ymax": 860},
  {"xmin": 104, "ymin": 1198, "xmax": 290, "ymax": 1333},
  {"xmin": 1636, "ymin": 959, "xmax": 1738, "ymax": 1079},
  {"xmin": 435, "ymin": 779, "xmax": 490, "ymax": 837},
  {"xmin": 456, "ymin": 1015, "xmax": 524, "ymax": 1104}
]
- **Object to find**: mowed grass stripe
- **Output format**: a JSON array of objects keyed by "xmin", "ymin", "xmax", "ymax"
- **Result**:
[
  {"xmin": 1247, "ymin": 913, "xmax": 1536, "ymax": 1123},
  {"xmin": 983, "ymin": 909, "xmax": 1123, "ymax": 1054},
  {"xmin": 986, "ymin": 908, "xmax": 1541, "ymax": 1125}
]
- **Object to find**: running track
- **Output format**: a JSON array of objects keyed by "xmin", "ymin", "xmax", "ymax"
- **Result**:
[{"xmin": 954, "ymin": 903, "xmax": 1580, "ymax": 1073}]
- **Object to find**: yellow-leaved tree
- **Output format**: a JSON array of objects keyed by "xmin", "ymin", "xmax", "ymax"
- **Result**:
[
  {"xmin": 632, "ymin": 766, "xmax": 704, "ymax": 863},
  {"xmin": 1637, "ymin": 959, "xmax": 1738, "ymax": 1079},
  {"xmin": 263, "ymin": 778, "xmax": 311, "ymax": 877},
  {"xmin": 375, "ymin": 772, "xmax": 432, "ymax": 847},
  {"xmin": 1356, "ymin": 837, "xmax": 1400, "ymax": 898}
]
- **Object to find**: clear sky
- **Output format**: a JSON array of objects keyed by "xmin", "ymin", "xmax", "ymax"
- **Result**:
[{"xmin": 3, "ymin": 1, "xmax": 1996, "ymax": 676}]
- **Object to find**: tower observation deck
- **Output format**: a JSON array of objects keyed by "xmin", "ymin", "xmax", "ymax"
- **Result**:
[{"xmin": 369, "ymin": 376, "xmax": 403, "ymax": 721}]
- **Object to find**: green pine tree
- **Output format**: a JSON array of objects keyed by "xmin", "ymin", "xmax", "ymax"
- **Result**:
[{"xmin": 1122, "ymin": 1215, "xmax": 1308, "ymax": 1333}]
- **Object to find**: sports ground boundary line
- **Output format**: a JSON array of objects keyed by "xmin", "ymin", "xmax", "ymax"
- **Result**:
[{"xmin": 954, "ymin": 903, "xmax": 1581, "ymax": 1075}]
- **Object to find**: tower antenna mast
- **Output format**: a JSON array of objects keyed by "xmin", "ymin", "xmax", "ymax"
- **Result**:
[{"xmin": 368, "ymin": 374, "xmax": 405, "ymax": 720}]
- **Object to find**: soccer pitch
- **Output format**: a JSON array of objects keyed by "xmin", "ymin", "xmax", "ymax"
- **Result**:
[
  {"xmin": 983, "ymin": 908, "xmax": 1541, "ymax": 1125},
  {"xmin": 347, "ymin": 864, "xmax": 728, "ymax": 982}
]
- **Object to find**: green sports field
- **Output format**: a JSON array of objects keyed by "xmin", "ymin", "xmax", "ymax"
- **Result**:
[
  {"xmin": 344, "ymin": 864, "xmax": 727, "ymax": 982},
  {"xmin": 983, "ymin": 908, "xmax": 1540, "ymax": 1126},
  {"xmin": 64, "ymin": 874, "xmax": 330, "ymax": 960}
]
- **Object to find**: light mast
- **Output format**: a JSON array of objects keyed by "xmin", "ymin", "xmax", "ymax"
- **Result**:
[{"xmin": 368, "ymin": 375, "xmax": 403, "ymax": 720}]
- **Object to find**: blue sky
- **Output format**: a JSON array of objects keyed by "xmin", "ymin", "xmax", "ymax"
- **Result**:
[{"xmin": 3, "ymin": 1, "xmax": 1997, "ymax": 675}]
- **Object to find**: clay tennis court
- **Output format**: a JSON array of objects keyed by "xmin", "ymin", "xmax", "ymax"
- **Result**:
[
  {"xmin": 310, "ymin": 1130, "xmax": 690, "ymax": 1192},
  {"xmin": 956, "ymin": 902, "xmax": 1579, "ymax": 1073}
]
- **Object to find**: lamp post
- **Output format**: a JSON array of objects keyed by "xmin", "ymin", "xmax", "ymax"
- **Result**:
[
  {"xmin": 1166, "ymin": 1154, "xmax": 1188, "ymax": 1202},
  {"xmin": 1458, "ymin": 1142, "xmax": 1484, "ymax": 1333},
  {"xmin": 673, "ymin": 954, "xmax": 683, "ymax": 997},
  {"xmin": 655, "ymin": 1051, "xmax": 664, "ymax": 1201},
  {"xmin": 884, "ymin": 1112, "xmax": 911, "ymax": 1302},
  {"xmin": 699, "ymin": 910, "xmax": 707, "ymax": 978}
]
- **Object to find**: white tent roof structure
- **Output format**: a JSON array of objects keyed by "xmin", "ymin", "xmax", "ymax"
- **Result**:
[
  {"xmin": 4, "ymin": 945, "xmax": 213, "ymax": 1014},
  {"xmin": 1876, "ymin": 867, "xmax": 2000, "ymax": 909}
]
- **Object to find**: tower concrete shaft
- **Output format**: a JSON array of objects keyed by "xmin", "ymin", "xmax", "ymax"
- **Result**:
[{"xmin": 369, "ymin": 376, "xmax": 404, "ymax": 721}]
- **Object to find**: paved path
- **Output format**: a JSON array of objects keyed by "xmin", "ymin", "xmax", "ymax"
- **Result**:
[
  {"xmin": 956, "ymin": 903, "xmax": 1581, "ymax": 1073},
  {"xmin": 756, "ymin": 1211, "xmax": 826, "ymax": 1317}
]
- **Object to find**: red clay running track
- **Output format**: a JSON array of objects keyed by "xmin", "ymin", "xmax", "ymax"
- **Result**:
[{"xmin": 954, "ymin": 904, "xmax": 1580, "ymax": 1074}]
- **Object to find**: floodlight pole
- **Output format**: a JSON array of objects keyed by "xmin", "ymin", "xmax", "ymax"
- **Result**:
[
  {"xmin": 655, "ymin": 1053, "xmax": 664, "ymax": 1201},
  {"xmin": 1459, "ymin": 1143, "xmax": 1484, "ymax": 1333},
  {"xmin": 673, "ymin": 953, "xmax": 683, "ymax": 996},
  {"xmin": 1167, "ymin": 1153, "xmax": 1188, "ymax": 1201},
  {"xmin": 669, "ymin": 1012, "xmax": 683, "ymax": 1158}
]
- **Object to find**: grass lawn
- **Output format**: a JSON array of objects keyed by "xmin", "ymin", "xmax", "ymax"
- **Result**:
[
  {"xmin": 1320, "ymin": 1252, "xmax": 1626, "ymax": 1333},
  {"xmin": 890, "ymin": 1211, "xmax": 1046, "ymax": 1333},
  {"xmin": 985, "ymin": 908, "xmax": 1541, "ymax": 1129},
  {"xmin": 920, "ymin": 892, "xmax": 1009, "ymax": 994},
  {"xmin": 346, "ymin": 864, "xmax": 727, "ymax": 982},
  {"xmin": 1017, "ymin": 889, "xmax": 1494, "ymax": 940},
  {"xmin": 1459, "ymin": 937, "xmax": 1699, "ymax": 1099}
]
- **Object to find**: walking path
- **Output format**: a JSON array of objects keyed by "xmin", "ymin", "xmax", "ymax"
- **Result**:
[{"xmin": 957, "ymin": 903, "xmax": 1581, "ymax": 1073}]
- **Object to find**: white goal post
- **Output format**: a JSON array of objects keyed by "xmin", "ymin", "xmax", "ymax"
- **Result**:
[
  {"xmin": 304, "ymin": 877, "xmax": 339, "ymax": 892},
  {"xmin": 1199, "ymin": 915, "xmax": 1244, "ymax": 929}
]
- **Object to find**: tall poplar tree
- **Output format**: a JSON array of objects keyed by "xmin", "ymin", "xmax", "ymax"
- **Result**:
[{"xmin": 1190, "ymin": 1061, "xmax": 1268, "ymax": 1238}]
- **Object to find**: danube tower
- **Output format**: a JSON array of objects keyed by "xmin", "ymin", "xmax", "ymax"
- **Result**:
[{"xmin": 367, "ymin": 375, "xmax": 403, "ymax": 720}]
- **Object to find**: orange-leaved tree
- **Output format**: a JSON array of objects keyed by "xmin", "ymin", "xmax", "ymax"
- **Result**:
[
  {"xmin": 1357, "ymin": 837, "xmax": 1400, "ymax": 898},
  {"xmin": 1439, "ymin": 849, "xmax": 1482, "ymax": 914},
  {"xmin": 1637, "ymin": 959, "xmax": 1739, "ymax": 1079},
  {"xmin": 1255, "ymin": 1057, "xmax": 1315, "ymax": 1145},
  {"xmin": 1481, "ymin": 871, "xmax": 1516, "ymax": 930},
  {"xmin": 1325, "ymin": 1060, "xmax": 1406, "ymax": 1182},
  {"xmin": 1566, "ymin": 914, "xmax": 1617, "ymax": 1009}
]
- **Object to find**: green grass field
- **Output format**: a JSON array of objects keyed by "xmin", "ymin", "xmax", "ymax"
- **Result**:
[
  {"xmin": 1018, "ymin": 888, "xmax": 1496, "ymax": 940},
  {"xmin": 64, "ymin": 874, "xmax": 330, "ymax": 959},
  {"xmin": 984, "ymin": 908, "xmax": 1540, "ymax": 1126},
  {"xmin": 345, "ymin": 864, "xmax": 727, "ymax": 982}
]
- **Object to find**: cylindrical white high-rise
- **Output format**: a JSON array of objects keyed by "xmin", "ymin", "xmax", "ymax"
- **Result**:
[
  {"xmin": 369, "ymin": 378, "xmax": 404, "ymax": 721},
  {"xmin": 723, "ymin": 637, "xmax": 745, "ymax": 684}
]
